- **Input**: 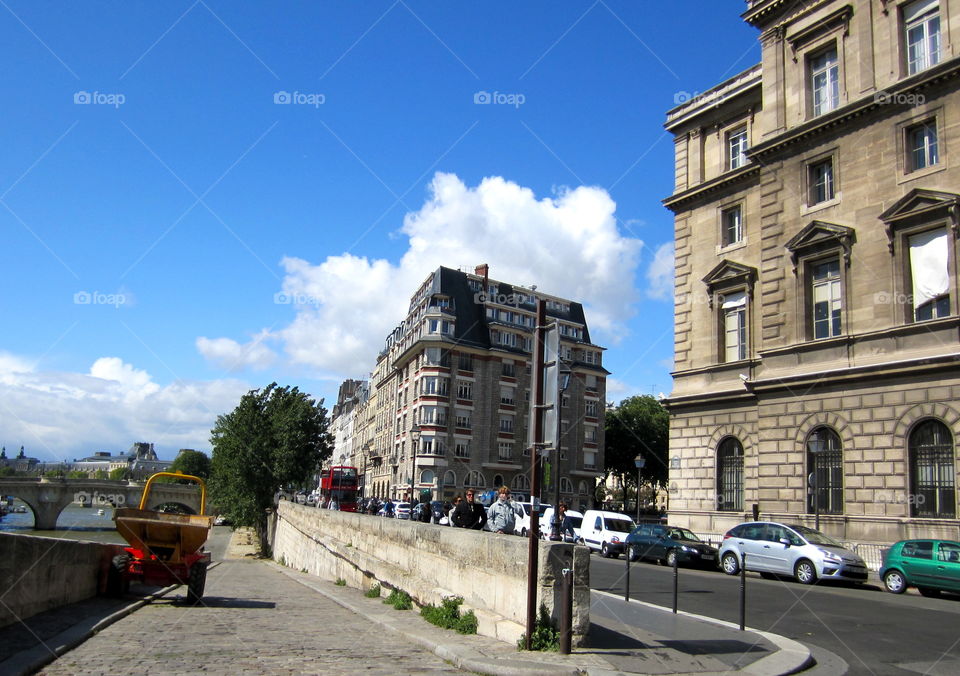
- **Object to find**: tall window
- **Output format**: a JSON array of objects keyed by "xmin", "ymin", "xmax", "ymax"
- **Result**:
[
  {"xmin": 807, "ymin": 427, "xmax": 843, "ymax": 515},
  {"xmin": 465, "ymin": 471, "xmax": 485, "ymax": 488},
  {"xmin": 512, "ymin": 474, "xmax": 530, "ymax": 491},
  {"xmin": 502, "ymin": 360, "xmax": 515, "ymax": 377},
  {"xmin": 907, "ymin": 120, "xmax": 938, "ymax": 171},
  {"xmin": 812, "ymin": 259, "xmax": 842, "ymax": 338},
  {"xmin": 809, "ymin": 158, "xmax": 835, "ymax": 204},
  {"xmin": 456, "ymin": 380, "xmax": 473, "ymax": 400},
  {"xmin": 728, "ymin": 127, "xmax": 748, "ymax": 170},
  {"xmin": 909, "ymin": 228, "xmax": 950, "ymax": 320},
  {"xmin": 909, "ymin": 419, "xmax": 955, "ymax": 517},
  {"xmin": 717, "ymin": 437, "xmax": 744, "ymax": 511},
  {"xmin": 458, "ymin": 353, "xmax": 473, "ymax": 371},
  {"xmin": 722, "ymin": 292, "xmax": 747, "ymax": 362},
  {"xmin": 499, "ymin": 416, "xmax": 514, "ymax": 433},
  {"xmin": 722, "ymin": 205, "xmax": 743, "ymax": 246},
  {"xmin": 498, "ymin": 442, "xmax": 513, "ymax": 461},
  {"xmin": 810, "ymin": 48, "xmax": 839, "ymax": 116},
  {"xmin": 905, "ymin": 0, "xmax": 941, "ymax": 75},
  {"xmin": 454, "ymin": 441, "xmax": 469, "ymax": 458}
]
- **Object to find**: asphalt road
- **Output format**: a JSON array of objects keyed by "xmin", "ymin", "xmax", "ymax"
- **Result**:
[{"xmin": 589, "ymin": 553, "xmax": 960, "ymax": 676}]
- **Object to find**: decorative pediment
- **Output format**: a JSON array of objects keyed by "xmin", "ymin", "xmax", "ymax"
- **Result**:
[
  {"xmin": 879, "ymin": 189, "xmax": 960, "ymax": 252},
  {"xmin": 702, "ymin": 260, "xmax": 757, "ymax": 308},
  {"xmin": 787, "ymin": 5, "xmax": 853, "ymax": 59},
  {"xmin": 784, "ymin": 220, "xmax": 856, "ymax": 270}
]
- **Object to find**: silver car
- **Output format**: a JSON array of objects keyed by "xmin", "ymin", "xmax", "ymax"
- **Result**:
[{"xmin": 718, "ymin": 521, "xmax": 867, "ymax": 585}]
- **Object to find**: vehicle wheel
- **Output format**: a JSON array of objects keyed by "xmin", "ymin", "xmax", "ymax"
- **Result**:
[
  {"xmin": 521, "ymin": 528, "xmax": 527, "ymax": 537},
  {"xmin": 187, "ymin": 562, "xmax": 208, "ymax": 604},
  {"xmin": 107, "ymin": 553, "xmax": 130, "ymax": 597},
  {"xmin": 918, "ymin": 586, "xmax": 942, "ymax": 598},
  {"xmin": 794, "ymin": 559, "xmax": 818, "ymax": 585},
  {"xmin": 600, "ymin": 542, "xmax": 612, "ymax": 558},
  {"xmin": 665, "ymin": 550, "xmax": 678, "ymax": 568},
  {"xmin": 883, "ymin": 570, "xmax": 907, "ymax": 594},
  {"xmin": 721, "ymin": 552, "xmax": 740, "ymax": 575},
  {"xmin": 628, "ymin": 546, "xmax": 640, "ymax": 563}
]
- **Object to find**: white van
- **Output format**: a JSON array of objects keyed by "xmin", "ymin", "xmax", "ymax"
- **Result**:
[
  {"xmin": 514, "ymin": 502, "xmax": 551, "ymax": 536},
  {"xmin": 580, "ymin": 510, "xmax": 636, "ymax": 558},
  {"xmin": 539, "ymin": 508, "xmax": 583, "ymax": 542}
]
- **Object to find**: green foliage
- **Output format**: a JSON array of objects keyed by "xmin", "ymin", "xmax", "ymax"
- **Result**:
[
  {"xmin": 208, "ymin": 383, "xmax": 333, "ymax": 544},
  {"xmin": 0, "ymin": 466, "xmax": 17, "ymax": 477},
  {"xmin": 92, "ymin": 469, "xmax": 108, "ymax": 479},
  {"xmin": 517, "ymin": 604, "xmax": 560, "ymax": 652},
  {"xmin": 167, "ymin": 449, "xmax": 212, "ymax": 481},
  {"xmin": 420, "ymin": 596, "xmax": 478, "ymax": 635},
  {"xmin": 383, "ymin": 588, "xmax": 412, "ymax": 610},
  {"xmin": 277, "ymin": 554, "xmax": 287, "ymax": 567},
  {"xmin": 109, "ymin": 466, "xmax": 130, "ymax": 481},
  {"xmin": 604, "ymin": 395, "xmax": 669, "ymax": 490},
  {"xmin": 335, "ymin": 578, "xmax": 346, "ymax": 586},
  {"xmin": 66, "ymin": 470, "xmax": 89, "ymax": 479},
  {"xmin": 365, "ymin": 584, "xmax": 381, "ymax": 598}
]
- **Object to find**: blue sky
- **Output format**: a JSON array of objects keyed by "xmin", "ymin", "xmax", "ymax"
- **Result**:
[{"xmin": 0, "ymin": 1, "xmax": 760, "ymax": 461}]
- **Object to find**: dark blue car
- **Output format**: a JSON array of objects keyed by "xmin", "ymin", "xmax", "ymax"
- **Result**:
[{"xmin": 626, "ymin": 524, "xmax": 718, "ymax": 568}]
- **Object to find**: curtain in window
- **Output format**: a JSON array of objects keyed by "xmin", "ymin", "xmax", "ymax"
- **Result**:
[{"xmin": 909, "ymin": 228, "xmax": 948, "ymax": 306}]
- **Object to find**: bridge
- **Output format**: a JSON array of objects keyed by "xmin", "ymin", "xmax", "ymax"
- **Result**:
[{"xmin": 0, "ymin": 478, "xmax": 203, "ymax": 529}]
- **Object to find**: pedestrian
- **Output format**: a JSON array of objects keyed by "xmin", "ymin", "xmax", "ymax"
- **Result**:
[
  {"xmin": 328, "ymin": 497, "xmax": 339, "ymax": 511},
  {"xmin": 382, "ymin": 499, "xmax": 394, "ymax": 518},
  {"xmin": 418, "ymin": 499, "xmax": 431, "ymax": 523},
  {"xmin": 557, "ymin": 502, "xmax": 576, "ymax": 541},
  {"xmin": 486, "ymin": 486, "xmax": 521, "ymax": 534},
  {"xmin": 452, "ymin": 489, "xmax": 487, "ymax": 529},
  {"xmin": 447, "ymin": 496, "xmax": 461, "ymax": 526}
]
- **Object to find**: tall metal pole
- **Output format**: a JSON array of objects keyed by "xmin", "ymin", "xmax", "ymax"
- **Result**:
[{"xmin": 525, "ymin": 300, "xmax": 547, "ymax": 650}]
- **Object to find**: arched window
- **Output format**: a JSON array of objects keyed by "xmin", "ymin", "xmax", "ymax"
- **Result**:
[
  {"xmin": 512, "ymin": 474, "xmax": 530, "ymax": 491},
  {"xmin": 717, "ymin": 437, "xmax": 744, "ymax": 511},
  {"xmin": 443, "ymin": 470, "xmax": 456, "ymax": 486},
  {"xmin": 910, "ymin": 419, "xmax": 956, "ymax": 518},
  {"xmin": 419, "ymin": 469, "xmax": 435, "ymax": 485},
  {"xmin": 493, "ymin": 474, "xmax": 504, "ymax": 489},
  {"xmin": 560, "ymin": 477, "xmax": 574, "ymax": 493},
  {"xmin": 807, "ymin": 427, "xmax": 843, "ymax": 515},
  {"xmin": 578, "ymin": 480, "xmax": 588, "ymax": 496},
  {"xmin": 465, "ymin": 471, "xmax": 486, "ymax": 488}
]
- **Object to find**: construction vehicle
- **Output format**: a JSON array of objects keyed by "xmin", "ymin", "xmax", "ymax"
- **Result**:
[{"xmin": 110, "ymin": 471, "xmax": 213, "ymax": 603}]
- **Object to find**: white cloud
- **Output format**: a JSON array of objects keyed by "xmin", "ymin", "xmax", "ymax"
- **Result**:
[
  {"xmin": 207, "ymin": 172, "xmax": 644, "ymax": 379},
  {"xmin": 646, "ymin": 241, "xmax": 674, "ymax": 300},
  {"xmin": 0, "ymin": 354, "xmax": 250, "ymax": 461},
  {"xmin": 196, "ymin": 331, "xmax": 276, "ymax": 372}
]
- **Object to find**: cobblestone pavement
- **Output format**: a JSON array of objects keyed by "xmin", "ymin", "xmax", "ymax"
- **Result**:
[{"xmin": 38, "ymin": 559, "xmax": 466, "ymax": 676}]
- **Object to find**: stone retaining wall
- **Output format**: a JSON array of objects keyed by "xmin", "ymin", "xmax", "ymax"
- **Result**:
[
  {"xmin": 0, "ymin": 533, "xmax": 125, "ymax": 629},
  {"xmin": 271, "ymin": 502, "xmax": 590, "ymax": 646}
]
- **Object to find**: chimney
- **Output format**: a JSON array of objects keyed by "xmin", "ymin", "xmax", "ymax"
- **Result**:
[{"xmin": 474, "ymin": 263, "xmax": 489, "ymax": 278}]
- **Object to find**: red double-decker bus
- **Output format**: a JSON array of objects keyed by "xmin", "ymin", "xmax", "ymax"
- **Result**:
[{"xmin": 318, "ymin": 466, "xmax": 359, "ymax": 512}]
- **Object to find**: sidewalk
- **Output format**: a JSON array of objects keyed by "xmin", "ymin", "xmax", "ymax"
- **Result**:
[{"xmin": 3, "ymin": 529, "xmax": 812, "ymax": 675}]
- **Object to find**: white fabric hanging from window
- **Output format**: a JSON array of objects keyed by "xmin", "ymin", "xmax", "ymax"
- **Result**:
[
  {"xmin": 720, "ymin": 291, "xmax": 746, "ymax": 309},
  {"xmin": 909, "ymin": 227, "xmax": 949, "ymax": 306}
]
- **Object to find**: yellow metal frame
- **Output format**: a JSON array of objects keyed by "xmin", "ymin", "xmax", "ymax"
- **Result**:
[{"xmin": 138, "ymin": 471, "xmax": 207, "ymax": 515}]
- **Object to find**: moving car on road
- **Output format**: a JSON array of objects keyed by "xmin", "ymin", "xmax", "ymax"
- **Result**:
[
  {"xmin": 718, "ymin": 521, "xmax": 867, "ymax": 585},
  {"xmin": 626, "ymin": 524, "xmax": 718, "ymax": 567},
  {"xmin": 880, "ymin": 539, "xmax": 960, "ymax": 597}
]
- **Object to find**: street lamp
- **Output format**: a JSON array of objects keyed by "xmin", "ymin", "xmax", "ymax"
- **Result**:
[
  {"xmin": 807, "ymin": 435, "xmax": 826, "ymax": 531},
  {"xmin": 409, "ymin": 424, "xmax": 421, "ymax": 518},
  {"xmin": 551, "ymin": 363, "xmax": 573, "ymax": 540},
  {"xmin": 634, "ymin": 454, "xmax": 646, "ymax": 523}
]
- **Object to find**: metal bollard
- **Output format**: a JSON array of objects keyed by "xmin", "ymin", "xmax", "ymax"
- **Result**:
[
  {"xmin": 672, "ymin": 549, "xmax": 679, "ymax": 614},
  {"xmin": 739, "ymin": 551, "xmax": 746, "ymax": 631},
  {"xmin": 559, "ymin": 568, "xmax": 573, "ymax": 654},
  {"xmin": 624, "ymin": 546, "xmax": 631, "ymax": 602}
]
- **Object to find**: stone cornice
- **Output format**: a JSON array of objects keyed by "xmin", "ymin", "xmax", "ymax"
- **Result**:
[{"xmin": 663, "ymin": 164, "xmax": 761, "ymax": 213}]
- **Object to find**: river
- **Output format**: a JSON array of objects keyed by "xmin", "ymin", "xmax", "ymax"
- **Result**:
[{"xmin": 0, "ymin": 499, "xmax": 126, "ymax": 544}]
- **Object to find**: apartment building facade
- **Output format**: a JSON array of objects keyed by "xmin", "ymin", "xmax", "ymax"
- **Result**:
[
  {"xmin": 664, "ymin": 0, "xmax": 960, "ymax": 542},
  {"xmin": 341, "ymin": 265, "xmax": 608, "ymax": 509}
]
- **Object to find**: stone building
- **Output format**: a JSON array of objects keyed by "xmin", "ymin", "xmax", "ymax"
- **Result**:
[
  {"xmin": 664, "ymin": 0, "xmax": 960, "ymax": 542},
  {"xmin": 355, "ymin": 265, "xmax": 608, "ymax": 509}
]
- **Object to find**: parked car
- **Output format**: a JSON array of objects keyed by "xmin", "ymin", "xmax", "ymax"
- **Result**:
[
  {"xmin": 539, "ymin": 508, "xmax": 583, "ymax": 542},
  {"xmin": 718, "ymin": 521, "xmax": 868, "ymax": 585},
  {"xmin": 514, "ymin": 502, "xmax": 551, "ymax": 537},
  {"xmin": 394, "ymin": 502, "xmax": 411, "ymax": 520},
  {"xmin": 880, "ymin": 539, "xmax": 960, "ymax": 596},
  {"xmin": 626, "ymin": 524, "xmax": 718, "ymax": 567},
  {"xmin": 580, "ymin": 510, "xmax": 636, "ymax": 558}
]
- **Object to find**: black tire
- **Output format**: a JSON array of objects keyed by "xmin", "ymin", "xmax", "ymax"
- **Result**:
[
  {"xmin": 794, "ymin": 559, "xmax": 818, "ymax": 585},
  {"xmin": 721, "ymin": 552, "xmax": 740, "ymax": 575},
  {"xmin": 600, "ymin": 542, "xmax": 611, "ymax": 558},
  {"xmin": 521, "ymin": 528, "xmax": 527, "ymax": 537},
  {"xmin": 918, "ymin": 586, "xmax": 941, "ymax": 598},
  {"xmin": 628, "ymin": 546, "xmax": 640, "ymax": 563},
  {"xmin": 883, "ymin": 570, "xmax": 907, "ymax": 594},
  {"xmin": 665, "ymin": 550, "xmax": 678, "ymax": 568},
  {"xmin": 107, "ymin": 554, "xmax": 130, "ymax": 597},
  {"xmin": 187, "ymin": 562, "xmax": 208, "ymax": 604}
]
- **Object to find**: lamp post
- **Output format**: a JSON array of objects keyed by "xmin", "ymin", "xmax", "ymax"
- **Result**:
[
  {"xmin": 551, "ymin": 363, "xmax": 573, "ymax": 540},
  {"xmin": 807, "ymin": 435, "xmax": 826, "ymax": 531},
  {"xmin": 409, "ymin": 424, "xmax": 421, "ymax": 519},
  {"xmin": 634, "ymin": 454, "xmax": 646, "ymax": 523}
]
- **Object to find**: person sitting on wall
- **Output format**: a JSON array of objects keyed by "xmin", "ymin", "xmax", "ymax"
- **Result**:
[
  {"xmin": 452, "ymin": 489, "xmax": 487, "ymax": 529},
  {"xmin": 486, "ymin": 486, "xmax": 521, "ymax": 534}
]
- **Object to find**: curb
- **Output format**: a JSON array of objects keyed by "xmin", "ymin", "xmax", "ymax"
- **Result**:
[
  {"xmin": 1, "ymin": 562, "xmax": 221, "ymax": 676},
  {"xmin": 593, "ymin": 589, "xmax": 813, "ymax": 676}
]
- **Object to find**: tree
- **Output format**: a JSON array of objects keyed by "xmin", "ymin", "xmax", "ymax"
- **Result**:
[
  {"xmin": 93, "ymin": 469, "xmax": 108, "ymax": 479},
  {"xmin": 208, "ymin": 383, "xmax": 332, "ymax": 552},
  {"xmin": 109, "ymin": 466, "xmax": 130, "ymax": 481},
  {"xmin": 604, "ymin": 395, "xmax": 669, "ymax": 498},
  {"xmin": 167, "ymin": 449, "xmax": 212, "ymax": 481}
]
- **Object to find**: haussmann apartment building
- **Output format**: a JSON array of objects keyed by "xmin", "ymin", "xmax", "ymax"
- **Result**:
[{"xmin": 664, "ymin": 0, "xmax": 960, "ymax": 543}]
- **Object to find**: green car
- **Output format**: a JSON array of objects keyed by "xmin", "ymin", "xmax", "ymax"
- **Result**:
[{"xmin": 880, "ymin": 539, "xmax": 960, "ymax": 596}]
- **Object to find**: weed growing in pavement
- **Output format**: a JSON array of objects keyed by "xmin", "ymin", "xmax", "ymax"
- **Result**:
[
  {"xmin": 420, "ymin": 596, "xmax": 478, "ymax": 635},
  {"xmin": 365, "ymin": 584, "xmax": 382, "ymax": 598},
  {"xmin": 383, "ymin": 588, "xmax": 412, "ymax": 610},
  {"xmin": 335, "ymin": 578, "xmax": 346, "ymax": 586},
  {"xmin": 277, "ymin": 554, "xmax": 287, "ymax": 567},
  {"xmin": 517, "ymin": 604, "xmax": 559, "ymax": 651}
]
